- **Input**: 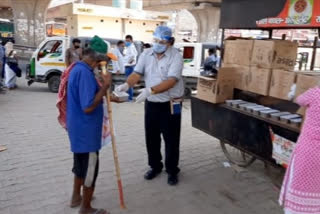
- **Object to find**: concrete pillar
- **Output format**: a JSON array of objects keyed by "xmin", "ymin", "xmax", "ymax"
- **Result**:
[
  {"xmin": 189, "ymin": 7, "xmax": 220, "ymax": 43},
  {"xmin": 11, "ymin": 0, "xmax": 51, "ymax": 46}
]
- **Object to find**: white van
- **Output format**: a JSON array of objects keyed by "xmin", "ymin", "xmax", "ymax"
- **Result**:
[{"xmin": 26, "ymin": 36, "xmax": 116, "ymax": 92}]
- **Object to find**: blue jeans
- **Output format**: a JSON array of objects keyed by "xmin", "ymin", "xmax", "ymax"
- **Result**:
[{"xmin": 125, "ymin": 66, "xmax": 134, "ymax": 101}]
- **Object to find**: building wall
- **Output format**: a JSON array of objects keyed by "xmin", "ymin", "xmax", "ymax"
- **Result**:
[
  {"xmin": 66, "ymin": 14, "xmax": 162, "ymax": 42},
  {"xmin": 124, "ymin": 19, "xmax": 161, "ymax": 42},
  {"xmin": 76, "ymin": 15, "xmax": 123, "ymax": 38}
]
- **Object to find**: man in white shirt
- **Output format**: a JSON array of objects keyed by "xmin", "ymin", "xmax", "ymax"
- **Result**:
[
  {"xmin": 123, "ymin": 35, "xmax": 138, "ymax": 101},
  {"xmin": 112, "ymin": 40, "xmax": 125, "ymax": 74},
  {"xmin": 116, "ymin": 26, "xmax": 184, "ymax": 186}
]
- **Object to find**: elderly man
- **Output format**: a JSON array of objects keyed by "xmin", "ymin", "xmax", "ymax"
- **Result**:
[
  {"xmin": 67, "ymin": 46, "xmax": 111, "ymax": 214},
  {"xmin": 116, "ymin": 26, "xmax": 184, "ymax": 186}
]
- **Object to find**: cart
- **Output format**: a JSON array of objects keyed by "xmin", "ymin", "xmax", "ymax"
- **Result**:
[
  {"xmin": 191, "ymin": 0, "xmax": 320, "ymax": 168},
  {"xmin": 191, "ymin": 91, "xmax": 300, "ymax": 167}
]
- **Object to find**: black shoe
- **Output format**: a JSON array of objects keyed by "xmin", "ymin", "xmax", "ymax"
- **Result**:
[
  {"xmin": 144, "ymin": 169, "xmax": 162, "ymax": 180},
  {"xmin": 168, "ymin": 174, "xmax": 179, "ymax": 186}
]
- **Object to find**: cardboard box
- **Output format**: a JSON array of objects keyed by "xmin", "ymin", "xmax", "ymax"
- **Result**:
[
  {"xmin": 223, "ymin": 64, "xmax": 249, "ymax": 90},
  {"xmin": 247, "ymin": 66, "xmax": 272, "ymax": 96},
  {"xmin": 196, "ymin": 68, "xmax": 235, "ymax": 104},
  {"xmin": 251, "ymin": 40, "xmax": 298, "ymax": 70},
  {"xmin": 269, "ymin": 69, "xmax": 296, "ymax": 100},
  {"xmin": 224, "ymin": 40, "xmax": 254, "ymax": 66},
  {"xmin": 295, "ymin": 73, "xmax": 320, "ymax": 98}
]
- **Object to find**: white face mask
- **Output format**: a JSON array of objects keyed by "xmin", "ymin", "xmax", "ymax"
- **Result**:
[{"xmin": 152, "ymin": 43, "xmax": 167, "ymax": 54}]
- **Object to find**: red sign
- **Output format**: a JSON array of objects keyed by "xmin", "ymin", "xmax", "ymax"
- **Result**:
[{"xmin": 257, "ymin": 0, "xmax": 320, "ymax": 28}]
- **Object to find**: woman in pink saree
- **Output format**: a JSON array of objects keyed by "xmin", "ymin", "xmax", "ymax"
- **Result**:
[{"xmin": 280, "ymin": 86, "xmax": 320, "ymax": 214}]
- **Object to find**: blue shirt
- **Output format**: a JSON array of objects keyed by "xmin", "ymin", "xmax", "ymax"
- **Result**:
[{"xmin": 67, "ymin": 61, "xmax": 103, "ymax": 153}]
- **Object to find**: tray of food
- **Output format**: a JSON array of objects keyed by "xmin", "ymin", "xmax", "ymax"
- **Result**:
[
  {"xmin": 280, "ymin": 114, "xmax": 301, "ymax": 123},
  {"xmin": 226, "ymin": 99, "xmax": 243, "ymax": 106},
  {"xmin": 239, "ymin": 103, "xmax": 256, "ymax": 111},
  {"xmin": 290, "ymin": 118, "xmax": 303, "ymax": 127},
  {"xmin": 270, "ymin": 112, "xmax": 291, "ymax": 120},
  {"xmin": 252, "ymin": 107, "xmax": 271, "ymax": 115},
  {"xmin": 260, "ymin": 109, "xmax": 280, "ymax": 118}
]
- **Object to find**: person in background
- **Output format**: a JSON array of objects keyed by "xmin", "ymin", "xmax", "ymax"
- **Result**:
[
  {"xmin": 112, "ymin": 40, "xmax": 125, "ymax": 75},
  {"xmin": 204, "ymin": 48, "xmax": 220, "ymax": 70},
  {"xmin": 4, "ymin": 49, "xmax": 20, "ymax": 89},
  {"xmin": 169, "ymin": 37, "xmax": 175, "ymax": 46},
  {"xmin": 143, "ymin": 43, "xmax": 151, "ymax": 50},
  {"xmin": 279, "ymin": 86, "xmax": 320, "ymax": 214},
  {"xmin": 0, "ymin": 40, "xmax": 5, "ymax": 92},
  {"xmin": 4, "ymin": 40, "xmax": 13, "ymax": 58},
  {"xmin": 116, "ymin": 26, "xmax": 184, "ymax": 186},
  {"xmin": 66, "ymin": 38, "xmax": 83, "ymax": 67},
  {"xmin": 123, "ymin": 35, "xmax": 138, "ymax": 101}
]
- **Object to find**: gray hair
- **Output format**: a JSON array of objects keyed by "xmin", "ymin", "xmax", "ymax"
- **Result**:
[
  {"xmin": 83, "ymin": 48, "xmax": 98, "ymax": 60},
  {"xmin": 83, "ymin": 48, "xmax": 109, "ymax": 62}
]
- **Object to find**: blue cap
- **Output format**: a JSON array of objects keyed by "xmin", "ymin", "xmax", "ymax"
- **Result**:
[{"xmin": 153, "ymin": 26, "xmax": 172, "ymax": 41}]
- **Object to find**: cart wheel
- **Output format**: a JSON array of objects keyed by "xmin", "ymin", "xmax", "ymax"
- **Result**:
[{"xmin": 220, "ymin": 140, "xmax": 256, "ymax": 167}]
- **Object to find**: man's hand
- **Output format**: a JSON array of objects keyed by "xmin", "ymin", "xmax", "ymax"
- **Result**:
[
  {"xmin": 115, "ymin": 83, "xmax": 129, "ymax": 93},
  {"xmin": 136, "ymin": 88, "xmax": 152, "ymax": 103},
  {"xmin": 101, "ymin": 72, "xmax": 112, "ymax": 88},
  {"xmin": 110, "ymin": 93, "xmax": 124, "ymax": 103}
]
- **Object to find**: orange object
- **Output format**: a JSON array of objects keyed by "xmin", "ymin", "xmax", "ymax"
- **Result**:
[
  {"xmin": 100, "ymin": 61, "xmax": 126, "ymax": 209},
  {"xmin": 106, "ymin": 53, "xmax": 118, "ymax": 61}
]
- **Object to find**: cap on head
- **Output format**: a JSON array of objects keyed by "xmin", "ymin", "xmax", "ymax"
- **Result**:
[
  {"xmin": 153, "ymin": 26, "xmax": 172, "ymax": 41},
  {"xmin": 90, "ymin": 35, "xmax": 108, "ymax": 54}
]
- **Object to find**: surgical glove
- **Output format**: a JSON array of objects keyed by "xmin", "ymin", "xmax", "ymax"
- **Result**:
[
  {"xmin": 115, "ymin": 83, "xmax": 129, "ymax": 93},
  {"xmin": 136, "ymin": 88, "xmax": 152, "ymax": 103},
  {"xmin": 288, "ymin": 84, "xmax": 297, "ymax": 101}
]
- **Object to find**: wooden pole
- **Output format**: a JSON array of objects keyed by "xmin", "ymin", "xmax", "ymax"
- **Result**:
[{"xmin": 100, "ymin": 61, "xmax": 126, "ymax": 209}]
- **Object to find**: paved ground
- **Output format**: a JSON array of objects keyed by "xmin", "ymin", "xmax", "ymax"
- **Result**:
[{"xmin": 0, "ymin": 79, "xmax": 285, "ymax": 214}]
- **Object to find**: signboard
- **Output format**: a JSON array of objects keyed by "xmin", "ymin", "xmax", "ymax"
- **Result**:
[
  {"xmin": 220, "ymin": 0, "xmax": 320, "ymax": 29},
  {"xmin": 270, "ymin": 128, "xmax": 295, "ymax": 168},
  {"xmin": 257, "ymin": 0, "xmax": 320, "ymax": 28}
]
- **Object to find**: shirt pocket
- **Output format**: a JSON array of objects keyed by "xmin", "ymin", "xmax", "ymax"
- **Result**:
[{"xmin": 159, "ymin": 64, "xmax": 170, "ymax": 80}]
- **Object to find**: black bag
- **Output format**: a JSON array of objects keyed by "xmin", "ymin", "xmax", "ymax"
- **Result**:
[
  {"xmin": 8, "ymin": 62, "xmax": 22, "ymax": 77},
  {"xmin": 7, "ymin": 50, "xmax": 22, "ymax": 78}
]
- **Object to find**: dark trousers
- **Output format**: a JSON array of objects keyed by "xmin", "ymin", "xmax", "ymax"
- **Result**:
[
  {"xmin": 125, "ymin": 66, "xmax": 134, "ymax": 101},
  {"xmin": 145, "ymin": 100, "xmax": 181, "ymax": 175}
]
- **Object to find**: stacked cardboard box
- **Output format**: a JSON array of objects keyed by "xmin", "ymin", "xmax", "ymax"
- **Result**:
[
  {"xmin": 197, "ymin": 38, "xmax": 320, "ymax": 104},
  {"xmin": 269, "ymin": 70, "xmax": 296, "ymax": 100},
  {"xmin": 295, "ymin": 72, "xmax": 320, "ymax": 98},
  {"xmin": 223, "ymin": 39, "xmax": 298, "ymax": 98},
  {"xmin": 196, "ymin": 68, "xmax": 235, "ymax": 104},
  {"xmin": 251, "ymin": 40, "xmax": 298, "ymax": 98},
  {"xmin": 223, "ymin": 39, "xmax": 254, "ymax": 91}
]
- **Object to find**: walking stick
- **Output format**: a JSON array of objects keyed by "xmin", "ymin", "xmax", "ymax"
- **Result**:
[{"xmin": 100, "ymin": 61, "xmax": 126, "ymax": 209}]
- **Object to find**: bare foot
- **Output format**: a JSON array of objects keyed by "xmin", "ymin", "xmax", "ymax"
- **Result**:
[
  {"xmin": 70, "ymin": 196, "xmax": 96, "ymax": 208},
  {"xmin": 79, "ymin": 208, "xmax": 109, "ymax": 214},
  {"xmin": 70, "ymin": 195, "xmax": 82, "ymax": 208}
]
